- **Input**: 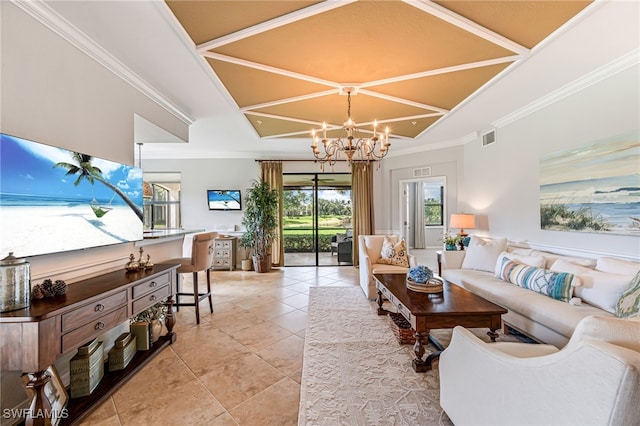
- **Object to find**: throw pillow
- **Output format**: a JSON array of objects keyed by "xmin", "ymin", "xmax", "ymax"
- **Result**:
[
  {"xmin": 378, "ymin": 236, "xmax": 409, "ymax": 267},
  {"xmin": 596, "ymin": 257, "xmax": 640, "ymax": 276},
  {"xmin": 461, "ymin": 236, "xmax": 508, "ymax": 273},
  {"xmin": 498, "ymin": 258, "xmax": 576, "ymax": 302},
  {"xmin": 550, "ymin": 259, "xmax": 634, "ymax": 313},
  {"xmin": 616, "ymin": 271, "xmax": 640, "ymax": 319},
  {"xmin": 494, "ymin": 251, "xmax": 546, "ymax": 277}
]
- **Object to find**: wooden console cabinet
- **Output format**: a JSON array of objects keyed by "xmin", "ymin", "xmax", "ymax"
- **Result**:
[{"xmin": 0, "ymin": 263, "xmax": 179, "ymax": 426}]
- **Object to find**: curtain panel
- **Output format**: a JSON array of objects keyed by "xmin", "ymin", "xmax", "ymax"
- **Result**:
[
  {"xmin": 351, "ymin": 162, "xmax": 375, "ymax": 267},
  {"xmin": 260, "ymin": 161, "xmax": 284, "ymax": 267}
]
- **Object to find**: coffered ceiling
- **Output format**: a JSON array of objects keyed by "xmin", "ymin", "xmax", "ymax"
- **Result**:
[{"xmin": 166, "ymin": 0, "xmax": 591, "ymax": 141}]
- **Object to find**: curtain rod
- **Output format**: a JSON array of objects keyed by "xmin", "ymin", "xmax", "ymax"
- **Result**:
[{"xmin": 255, "ymin": 159, "xmax": 348, "ymax": 163}]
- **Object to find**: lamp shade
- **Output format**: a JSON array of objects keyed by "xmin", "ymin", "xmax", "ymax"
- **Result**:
[{"xmin": 450, "ymin": 214, "xmax": 475, "ymax": 231}]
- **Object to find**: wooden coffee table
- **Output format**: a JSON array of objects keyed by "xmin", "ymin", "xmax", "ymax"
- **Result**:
[{"xmin": 374, "ymin": 273, "xmax": 507, "ymax": 372}]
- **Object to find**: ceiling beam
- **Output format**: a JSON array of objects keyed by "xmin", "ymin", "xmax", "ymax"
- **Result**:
[
  {"xmin": 405, "ymin": 0, "xmax": 530, "ymax": 55},
  {"xmin": 196, "ymin": 0, "xmax": 356, "ymax": 52},
  {"xmin": 203, "ymin": 52, "xmax": 338, "ymax": 88}
]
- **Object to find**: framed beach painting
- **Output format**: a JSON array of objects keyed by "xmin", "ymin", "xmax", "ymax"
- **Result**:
[{"xmin": 539, "ymin": 131, "xmax": 640, "ymax": 236}]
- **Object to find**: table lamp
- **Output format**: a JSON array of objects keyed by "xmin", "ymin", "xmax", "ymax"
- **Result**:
[{"xmin": 449, "ymin": 213, "xmax": 476, "ymax": 250}]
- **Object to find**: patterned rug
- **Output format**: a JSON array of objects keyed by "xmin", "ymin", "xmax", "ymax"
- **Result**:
[{"xmin": 298, "ymin": 286, "xmax": 522, "ymax": 426}]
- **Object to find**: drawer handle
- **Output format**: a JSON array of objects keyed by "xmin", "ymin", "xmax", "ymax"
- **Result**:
[
  {"xmin": 150, "ymin": 281, "xmax": 157, "ymax": 288},
  {"xmin": 95, "ymin": 304, "xmax": 105, "ymax": 312},
  {"xmin": 95, "ymin": 321, "xmax": 105, "ymax": 330},
  {"xmin": 398, "ymin": 303, "xmax": 403, "ymax": 311},
  {"xmin": 150, "ymin": 295, "xmax": 157, "ymax": 302}
]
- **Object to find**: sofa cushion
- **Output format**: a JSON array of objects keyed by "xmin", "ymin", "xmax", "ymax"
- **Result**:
[
  {"xmin": 498, "ymin": 258, "xmax": 576, "ymax": 302},
  {"xmin": 371, "ymin": 263, "xmax": 410, "ymax": 275},
  {"xmin": 596, "ymin": 257, "xmax": 640, "ymax": 276},
  {"xmin": 378, "ymin": 236, "xmax": 409, "ymax": 267},
  {"xmin": 494, "ymin": 251, "xmax": 546, "ymax": 276},
  {"xmin": 550, "ymin": 259, "xmax": 634, "ymax": 313},
  {"xmin": 447, "ymin": 272, "xmax": 610, "ymax": 338},
  {"xmin": 461, "ymin": 236, "xmax": 507, "ymax": 272},
  {"xmin": 530, "ymin": 250, "xmax": 596, "ymax": 269},
  {"xmin": 615, "ymin": 271, "xmax": 640, "ymax": 319}
]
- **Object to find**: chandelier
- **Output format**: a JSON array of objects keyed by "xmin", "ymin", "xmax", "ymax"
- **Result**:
[{"xmin": 311, "ymin": 89, "xmax": 390, "ymax": 170}]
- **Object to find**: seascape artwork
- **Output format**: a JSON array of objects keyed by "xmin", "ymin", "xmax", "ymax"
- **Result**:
[
  {"xmin": 539, "ymin": 131, "xmax": 640, "ymax": 236},
  {"xmin": 0, "ymin": 134, "xmax": 143, "ymax": 258}
]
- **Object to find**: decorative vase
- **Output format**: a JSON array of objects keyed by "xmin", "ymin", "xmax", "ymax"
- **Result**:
[
  {"xmin": 241, "ymin": 259, "xmax": 253, "ymax": 271},
  {"xmin": 445, "ymin": 244, "xmax": 457, "ymax": 251},
  {"xmin": 151, "ymin": 319, "xmax": 163, "ymax": 343}
]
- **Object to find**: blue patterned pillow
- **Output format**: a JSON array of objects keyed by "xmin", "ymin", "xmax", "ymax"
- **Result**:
[
  {"xmin": 498, "ymin": 258, "xmax": 576, "ymax": 302},
  {"xmin": 616, "ymin": 271, "xmax": 640, "ymax": 319}
]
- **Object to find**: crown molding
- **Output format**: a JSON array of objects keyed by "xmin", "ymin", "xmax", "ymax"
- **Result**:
[
  {"xmin": 493, "ymin": 48, "xmax": 639, "ymax": 129},
  {"xmin": 11, "ymin": 0, "xmax": 194, "ymax": 126}
]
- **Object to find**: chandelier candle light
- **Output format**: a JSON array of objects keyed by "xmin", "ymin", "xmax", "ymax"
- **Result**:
[{"xmin": 311, "ymin": 89, "xmax": 391, "ymax": 170}]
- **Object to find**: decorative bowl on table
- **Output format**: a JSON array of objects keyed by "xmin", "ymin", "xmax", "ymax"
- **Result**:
[{"xmin": 406, "ymin": 265, "xmax": 443, "ymax": 293}]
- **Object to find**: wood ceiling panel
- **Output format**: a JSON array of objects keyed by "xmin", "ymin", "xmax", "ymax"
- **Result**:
[
  {"xmin": 433, "ymin": 1, "xmax": 592, "ymax": 48},
  {"xmin": 245, "ymin": 114, "xmax": 314, "ymax": 138},
  {"xmin": 371, "ymin": 62, "xmax": 512, "ymax": 110},
  {"xmin": 207, "ymin": 58, "xmax": 332, "ymax": 107},
  {"xmin": 254, "ymin": 94, "xmax": 436, "ymax": 126},
  {"xmin": 166, "ymin": 1, "xmax": 320, "ymax": 45},
  {"xmin": 212, "ymin": 1, "xmax": 515, "ymax": 82}
]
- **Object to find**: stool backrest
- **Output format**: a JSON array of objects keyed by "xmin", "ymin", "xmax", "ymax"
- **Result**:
[{"xmin": 191, "ymin": 232, "xmax": 217, "ymax": 271}]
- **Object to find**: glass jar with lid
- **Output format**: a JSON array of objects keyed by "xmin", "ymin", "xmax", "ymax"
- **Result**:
[{"xmin": 0, "ymin": 252, "xmax": 30, "ymax": 312}]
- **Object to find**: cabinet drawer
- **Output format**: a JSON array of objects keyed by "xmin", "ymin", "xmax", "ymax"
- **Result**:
[
  {"xmin": 396, "ymin": 302, "xmax": 412, "ymax": 323},
  {"xmin": 215, "ymin": 240, "xmax": 231, "ymax": 249},
  {"xmin": 131, "ymin": 272, "xmax": 171, "ymax": 299},
  {"xmin": 213, "ymin": 259, "xmax": 230, "ymax": 266},
  {"xmin": 62, "ymin": 306, "xmax": 128, "ymax": 353},
  {"xmin": 61, "ymin": 290, "xmax": 127, "ymax": 333},
  {"xmin": 132, "ymin": 286, "xmax": 170, "ymax": 315}
]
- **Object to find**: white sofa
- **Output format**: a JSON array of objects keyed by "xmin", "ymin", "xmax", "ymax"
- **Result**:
[
  {"xmin": 358, "ymin": 235, "xmax": 417, "ymax": 299},
  {"xmin": 440, "ymin": 315, "xmax": 640, "ymax": 426},
  {"xmin": 440, "ymin": 236, "xmax": 640, "ymax": 347}
]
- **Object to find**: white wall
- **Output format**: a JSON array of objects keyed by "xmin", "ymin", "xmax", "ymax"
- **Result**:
[
  {"xmin": 462, "ymin": 64, "xmax": 639, "ymax": 259},
  {"xmin": 1, "ymin": 2, "xmax": 188, "ymax": 279}
]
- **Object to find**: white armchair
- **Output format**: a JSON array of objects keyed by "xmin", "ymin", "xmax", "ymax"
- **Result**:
[
  {"xmin": 439, "ymin": 315, "xmax": 640, "ymax": 426},
  {"xmin": 358, "ymin": 234, "xmax": 417, "ymax": 299}
]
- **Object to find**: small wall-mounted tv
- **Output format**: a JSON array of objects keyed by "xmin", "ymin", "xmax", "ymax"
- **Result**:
[
  {"xmin": 0, "ymin": 133, "xmax": 144, "ymax": 258},
  {"xmin": 207, "ymin": 190, "xmax": 241, "ymax": 211}
]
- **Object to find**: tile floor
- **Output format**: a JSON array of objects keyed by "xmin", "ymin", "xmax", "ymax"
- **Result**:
[{"xmin": 81, "ymin": 265, "xmax": 361, "ymax": 426}]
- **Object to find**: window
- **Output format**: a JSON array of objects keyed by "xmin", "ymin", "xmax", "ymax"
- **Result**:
[
  {"xmin": 143, "ymin": 173, "xmax": 181, "ymax": 230},
  {"xmin": 424, "ymin": 185, "xmax": 443, "ymax": 226}
]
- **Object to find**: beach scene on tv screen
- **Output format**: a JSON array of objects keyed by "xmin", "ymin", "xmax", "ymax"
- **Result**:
[
  {"xmin": 0, "ymin": 134, "xmax": 143, "ymax": 258},
  {"xmin": 208, "ymin": 190, "xmax": 241, "ymax": 210}
]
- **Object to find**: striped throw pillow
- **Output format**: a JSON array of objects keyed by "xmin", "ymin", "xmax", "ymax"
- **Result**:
[{"xmin": 498, "ymin": 258, "xmax": 576, "ymax": 302}]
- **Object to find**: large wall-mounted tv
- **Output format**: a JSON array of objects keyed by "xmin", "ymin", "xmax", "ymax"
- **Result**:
[
  {"xmin": 207, "ymin": 190, "xmax": 241, "ymax": 211},
  {"xmin": 0, "ymin": 133, "xmax": 144, "ymax": 258}
]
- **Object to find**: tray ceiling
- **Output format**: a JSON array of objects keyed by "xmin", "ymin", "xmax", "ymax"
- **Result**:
[{"xmin": 166, "ymin": 0, "xmax": 591, "ymax": 141}]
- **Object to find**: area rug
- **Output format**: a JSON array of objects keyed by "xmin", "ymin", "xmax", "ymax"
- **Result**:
[{"xmin": 298, "ymin": 286, "xmax": 523, "ymax": 426}]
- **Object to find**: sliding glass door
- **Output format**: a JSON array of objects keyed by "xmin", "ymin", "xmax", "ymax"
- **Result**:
[{"xmin": 283, "ymin": 173, "xmax": 352, "ymax": 266}]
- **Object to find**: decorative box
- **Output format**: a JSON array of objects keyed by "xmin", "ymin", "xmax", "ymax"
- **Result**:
[
  {"xmin": 130, "ymin": 321, "xmax": 152, "ymax": 351},
  {"xmin": 70, "ymin": 339, "xmax": 104, "ymax": 398},
  {"xmin": 108, "ymin": 332, "xmax": 137, "ymax": 372}
]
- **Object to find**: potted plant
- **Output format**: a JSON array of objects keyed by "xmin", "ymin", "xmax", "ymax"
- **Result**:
[
  {"xmin": 443, "ymin": 232, "xmax": 462, "ymax": 251},
  {"xmin": 239, "ymin": 232, "xmax": 254, "ymax": 271},
  {"xmin": 241, "ymin": 180, "xmax": 279, "ymax": 273}
]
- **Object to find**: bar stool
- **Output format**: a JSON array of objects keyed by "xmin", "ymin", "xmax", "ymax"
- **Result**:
[{"xmin": 167, "ymin": 231, "xmax": 217, "ymax": 324}]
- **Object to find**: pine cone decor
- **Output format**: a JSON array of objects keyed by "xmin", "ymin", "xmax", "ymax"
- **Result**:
[
  {"xmin": 52, "ymin": 280, "xmax": 67, "ymax": 295},
  {"xmin": 31, "ymin": 285, "xmax": 44, "ymax": 299},
  {"xmin": 31, "ymin": 279, "xmax": 68, "ymax": 299},
  {"xmin": 41, "ymin": 279, "xmax": 55, "ymax": 297}
]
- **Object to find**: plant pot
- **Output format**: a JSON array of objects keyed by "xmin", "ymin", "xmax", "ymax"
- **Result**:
[
  {"xmin": 241, "ymin": 259, "xmax": 253, "ymax": 271},
  {"xmin": 253, "ymin": 254, "xmax": 271, "ymax": 273},
  {"xmin": 445, "ymin": 244, "xmax": 457, "ymax": 251}
]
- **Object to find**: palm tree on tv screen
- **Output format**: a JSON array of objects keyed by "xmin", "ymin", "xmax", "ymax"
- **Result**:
[{"xmin": 54, "ymin": 152, "xmax": 143, "ymax": 221}]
